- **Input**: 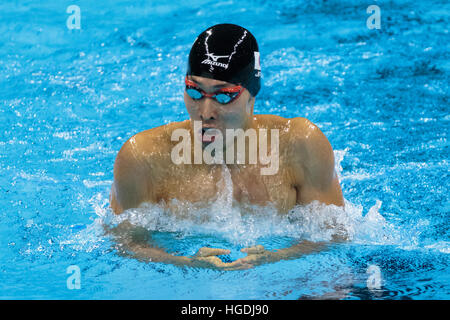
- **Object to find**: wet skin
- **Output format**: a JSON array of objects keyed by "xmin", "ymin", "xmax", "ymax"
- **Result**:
[{"xmin": 108, "ymin": 75, "xmax": 345, "ymax": 269}]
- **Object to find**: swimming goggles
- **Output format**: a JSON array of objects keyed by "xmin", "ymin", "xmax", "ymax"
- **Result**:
[{"xmin": 185, "ymin": 77, "xmax": 244, "ymax": 104}]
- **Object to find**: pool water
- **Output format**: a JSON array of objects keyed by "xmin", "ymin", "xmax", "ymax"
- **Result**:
[{"xmin": 1, "ymin": 0, "xmax": 449, "ymax": 299}]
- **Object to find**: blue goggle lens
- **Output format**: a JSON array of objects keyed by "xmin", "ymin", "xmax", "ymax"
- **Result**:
[
  {"xmin": 186, "ymin": 88, "xmax": 203, "ymax": 100},
  {"xmin": 186, "ymin": 87, "xmax": 238, "ymax": 104},
  {"xmin": 215, "ymin": 93, "xmax": 233, "ymax": 104}
]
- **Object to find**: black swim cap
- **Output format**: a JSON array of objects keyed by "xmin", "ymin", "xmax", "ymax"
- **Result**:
[{"xmin": 186, "ymin": 23, "xmax": 261, "ymax": 97}]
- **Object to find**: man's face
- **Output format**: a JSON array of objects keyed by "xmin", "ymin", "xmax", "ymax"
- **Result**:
[{"xmin": 184, "ymin": 75, "xmax": 255, "ymax": 144}]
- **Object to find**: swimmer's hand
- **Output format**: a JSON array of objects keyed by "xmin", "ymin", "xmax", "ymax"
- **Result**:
[
  {"xmin": 190, "ymin": 245, "xmax": 280, "ymax": 270},
  {"xmin": 233, "ymin": 245, "xmax": 276, "ymax": 267},
  {"xmin": 233, "ymin": 241, "xmax": 329, "ymax": 267},
  {"xmin": 107, "ymin": 222, "xmax": 331, "ymax": 270},
  {"xmin": 190, "ymin": 245, "xmax": 279, "ymax": 270},
  {"xmin": 107, "ymin": 222, "xmax": 250, "ymax": 270},
  {"xmin": 190, "ymin": 247, "xmax": 252, "ymax": 270}
]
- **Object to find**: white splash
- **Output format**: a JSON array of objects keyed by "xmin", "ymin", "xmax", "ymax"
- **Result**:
[
  {"xmin": 67, "ymin": 148, "xmax": 431, "ymax": 253},
  {"xmin": 103, "ymin": 192, "xmax": 402, "ymax": 248}
]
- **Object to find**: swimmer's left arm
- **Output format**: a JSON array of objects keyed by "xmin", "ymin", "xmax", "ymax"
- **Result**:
[
  {"xmin": 291, "ymin": 117, "xmax": 344, "ymax": 207},
  {"xmin": 230, "ymin": 119, "xmax": 346, "ymax": 268}
]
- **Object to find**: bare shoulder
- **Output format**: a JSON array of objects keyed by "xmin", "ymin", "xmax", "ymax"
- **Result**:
[
  {"xmin": 254, "ymin": 114, "xmax": 316, "ymax": 135},
  {"xmin": 111, "ymin": 120, "xmax": 189, "ymax": 214},
  {"xmin": 288, "ymin": 117, "xmax": 344, "ymax": 206},
  {"xmin": 287, "ymin": 117, "xmax": 333, "ymax": 153},
  {"xmin": 288, "ymin": 117, "xmax": 336, "ymax": 188},
  {"xmin": 254, "ymin": 115, "xmax": 343, "ymax": 206},
  {"xmin": 115, "ymin": 120, "xmax": 190, "ymax": 165},
  {"xmin": 253, "ymin": 114, "xmax": 332, "ymax": 151},
  {"xmin": 253, "ymin": 114, "xmax": 290, "ymax": 129}
]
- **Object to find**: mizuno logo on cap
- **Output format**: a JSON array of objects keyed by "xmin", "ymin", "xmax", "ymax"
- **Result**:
[
  {"xmin": 202, "ymin": 53, "xmax": 229, "ymax": 69},
  {"xmin": 205, "ymin": 53, "xmax": 230, "ymax": 61}
]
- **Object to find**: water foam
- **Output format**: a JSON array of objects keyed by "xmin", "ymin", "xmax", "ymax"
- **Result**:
[
  {"xmin": 84, "ymin": 150, "xmax": 432, "ymax": 252},
  {"xmin": 99, "ymin": 161, "xmax": 403, "ymax": 247},
  {"xmin": 103, "ymin": 194, "xmax": 405, "ymax": 248}
]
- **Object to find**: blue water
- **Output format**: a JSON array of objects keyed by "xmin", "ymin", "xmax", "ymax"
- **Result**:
[{"xmin": 1, "ymin": 0, "xmax": 449, "ymax": 299}]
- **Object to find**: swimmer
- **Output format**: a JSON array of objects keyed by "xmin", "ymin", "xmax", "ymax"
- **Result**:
[{"xmin": 109, "ymin": 23, "xmax": 345, "ymax": 270}]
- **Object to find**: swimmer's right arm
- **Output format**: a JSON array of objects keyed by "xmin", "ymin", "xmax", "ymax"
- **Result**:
[
  {"xmin": 110, "ymin": 137, "xmax": 155, "ymax": 215},
  {"xmin": 109, "ymin": 139, "xmax": 248, "ymax": 269},
  {"xmin": 107, "ymin": 221, "xmax": 191, "ymax": 266},
  {"xmin": 108, "ymin": 221, "xmax": 250, "ymax": 269},
  {"xmin": 109, "ymin": 138, "xmax": 186, "ymax": 264}
]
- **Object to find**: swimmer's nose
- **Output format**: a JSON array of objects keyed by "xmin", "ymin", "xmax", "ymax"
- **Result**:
[{"xmin": 199, "ymin": 98, "xmax": 217, "ymax": 121}]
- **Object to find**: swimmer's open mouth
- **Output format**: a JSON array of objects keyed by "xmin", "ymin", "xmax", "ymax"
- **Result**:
[{"xmin": 201, "ymin": 127, "xmax": 216, "ymax": 143}]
